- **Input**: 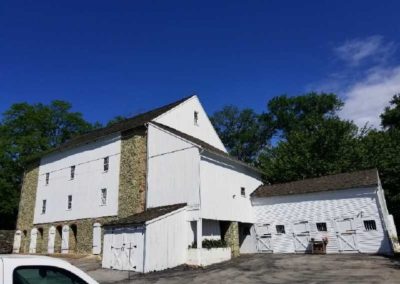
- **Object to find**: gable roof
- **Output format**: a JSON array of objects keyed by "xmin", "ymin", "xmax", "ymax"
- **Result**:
[
  {"xmin": 150, "ymin": 121, "xmax": 263, "ymax": 174},
  {"xmin": 251, "ymin": 169, "xmax": 378, "ymax": 198},
  {"xmin": 104, "ymin": 203, "xmax": 187, "ymax": 227},
  {"xmin": 41, "ymin": 96, "xmax": 193, "ymax": 156}
]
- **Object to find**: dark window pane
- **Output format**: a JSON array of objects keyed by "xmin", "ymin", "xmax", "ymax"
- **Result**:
[
  {"xmin": 276, "ymin": 225, "xmax": 285, "ymax": 234},
  {"xmin": 13, "ymin": 266, "xmax": 88, "ymax": 284},
  {"xmin": 316, "ymin": 222, "xmax": 327, "ymax": 232},
  {"xmin": 364, "ymin": 220, "xmax": 377, "ymax": 231}
]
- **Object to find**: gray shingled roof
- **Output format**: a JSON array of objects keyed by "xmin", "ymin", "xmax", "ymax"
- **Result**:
[
  {"xmin": 41, "ymin": 96, "xmax": 193, "ymax": 157},
  {"xmin": 104, "ymin": 204, "xmax": 187, "ymax": 227},
  {"xmin": 151, "ymin": 122, "xmax": 263, "ymax": 174},
  {"xmin": 251, "ymin": 169, "xmax": 378, "ymax": 198}
]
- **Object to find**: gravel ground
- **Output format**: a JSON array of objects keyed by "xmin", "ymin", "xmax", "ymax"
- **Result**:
[{"xmin": 66, "ymin": 253, "xmax": 400, "ymax": 284}]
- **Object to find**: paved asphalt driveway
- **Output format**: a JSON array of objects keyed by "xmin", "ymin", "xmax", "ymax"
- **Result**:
[{"xmin": 67, "ymin": 254, "xmax": 400, "ymax": 284}]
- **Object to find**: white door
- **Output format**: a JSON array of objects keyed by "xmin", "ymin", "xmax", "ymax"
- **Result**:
[
  {"xmin": 93, "ymin": 223, "xmax": 102, "ymax": 255},
  {"xmin": 109, "ymin": 227, "xmax": 144, "ymax": 272},
  {"xmin": 29, "ymin": 228, "xmax": 38, "ymax": 253},
  {"xmin": 254, "ymin": 224, "xmax": 273, "ymax": 252},
  {"xmin": 335, "ymin": 218, "xmax": 357, "ymax": 252},
  {"xmin": 48, "ymin": 226, "xmax": 56, "ymax": 253},
  {"xmin": 13, "ymin": 230, "xmax": 22, "ymax": 253},
  {"xmin": 110, "ymin": 228, "xmax": 125, "ymax": 270},
  {"xmin": 61, "ymin": 225, "xmax": 69, "ymax": 254},
  {"xmin": 293, "ymin": 221, "xmax": 310, "ymax": 253}
]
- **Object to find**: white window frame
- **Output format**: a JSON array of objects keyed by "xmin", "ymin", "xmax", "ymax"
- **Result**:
[
  {"xmin": 194, "ymin": 111, "xmax": 199, "ymax": 126},
  {"xmin": 45, "ymin": 173, "xmax": 50, "ymax": 185},
  {"xmin": 103, "ymin": 157, "xmax": 109, "ymax": 172},
  {"xmin": 41, "ymin": 200, "xmax": 46, "ymax": 214},
  {"xmin": 240, "ymin": 187, "xmax": 246, "ymax": 197},
  {"xmin": 100, "ymin": 188, "xmax": 107, "ymax": 206},
  {"xmin": 67, "ymin": 195, "xmax": 72, "ymax": 210},
  {"xmin": 70, "ymin": 165, "xmax": 75, "ymax": 180}
]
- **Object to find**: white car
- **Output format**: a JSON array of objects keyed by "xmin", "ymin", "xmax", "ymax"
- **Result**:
[{"xmin": 0, "ymin": 255, "xmax": 98, "ymax": 284}]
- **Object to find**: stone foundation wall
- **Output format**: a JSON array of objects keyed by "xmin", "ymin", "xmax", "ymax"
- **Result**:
[
  {"xmin": 0, "ymin": 230, "xmax": 14, "ymax": 253},
  {"xmin": 223, "ymin": 221, "xmax": 240, "ymax": 257}
]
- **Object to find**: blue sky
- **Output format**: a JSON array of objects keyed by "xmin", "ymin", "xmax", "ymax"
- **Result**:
[{"xmin": 1, "ymin": 0, "xmax": 400, "ymax": 127}]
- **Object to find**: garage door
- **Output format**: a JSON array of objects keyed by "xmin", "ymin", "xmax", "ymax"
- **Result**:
[{"xmin": 105, "ymin": 227, "xmax": 145, "ymax": 272}]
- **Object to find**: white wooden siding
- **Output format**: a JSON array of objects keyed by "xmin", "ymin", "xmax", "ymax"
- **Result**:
[
  {"xmin": 144, "ymin": 207, "xmax": 188, "ymax": 272},
  {"xmin": 34, "ymin": 134, "xmax": 121, "ymax": 224},
  {"xmin": 252, "ymin": 187, "xmax": 392, "ymax": 254},
  {"xmin": 200, "ymin": 154, "xmax": 262, "ymax": 223},
  {"xmin": 153, "ymin": 95, "xmax": 226, "ymax": 152},
  {"xmin": 147, "ymin": 125, "xmax": 200, "ymax": 208}
]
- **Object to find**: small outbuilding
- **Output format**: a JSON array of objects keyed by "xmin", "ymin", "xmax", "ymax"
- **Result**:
[
  {"xmin": 102, "ymin": 203, "xmax": 188, "ymax": 273},
  {"xmin": 249, "ymin": 169, "xmax": 398, "ymax": 255}
]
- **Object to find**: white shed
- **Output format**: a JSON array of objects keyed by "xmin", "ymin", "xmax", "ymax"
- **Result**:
[
  {"xmin": 249, "ymin": 169, "xmax": 398, "ymax": 255},
  {"xmin": 102, "ymin": 204, "xmax": 188, "ymax": 273}
]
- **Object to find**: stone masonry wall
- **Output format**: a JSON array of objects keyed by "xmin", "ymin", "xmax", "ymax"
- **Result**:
[
  {"xmin": 14, "ymin": 128, "xmax": 148, "ymax": 255},
  {"xmin": 224, "ymin": 221, "xmax": 240, "ymax": 257},
  {"xmin": 118, "ymin": 128, "xmax": 147, "ymax": 218},
  {"xmin": 0, "ymin": 230, "xmax": 14, "ymax": 253},
  {"xmin": 16, "ymin": 162, "xmax": 39, "ymax": 231}
]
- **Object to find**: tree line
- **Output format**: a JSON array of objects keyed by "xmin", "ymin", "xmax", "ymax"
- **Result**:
[
  {"xmin": 211, "ymin": 93, "xmax": 400, "ymax": 228},
  {"xmin": 0, "ymin": 93, "xmax": 399, "ymax": 229}
]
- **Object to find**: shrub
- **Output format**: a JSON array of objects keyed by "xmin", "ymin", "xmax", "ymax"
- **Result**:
[{"xmin": 188, "ymin": 239, "xmax": 228, "ymax": 249}]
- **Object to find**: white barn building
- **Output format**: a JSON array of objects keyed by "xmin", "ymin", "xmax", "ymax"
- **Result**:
[
  {"xmin": 14, "ymin": 95, "xmax": 398, "ymax": 273},
  {"xmin": 247, "ymin": 170, "xmax": 398, "ymax": 255}
]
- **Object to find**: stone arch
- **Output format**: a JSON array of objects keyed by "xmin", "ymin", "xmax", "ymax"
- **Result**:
[
  {"xmin": 21, "ymin": 230, "xmax": 28, "ymax": 253},
  {"xmin": 70, "ymin": 224, "xmax": 78, "ymax": 253},
  {"xmin": 61, "ymin": 225, "xmax": 70, "ymax": 254},
  {"xmin": 37, "ymin": 228, "xmax": 44, "ymax": 253},
  {"xmin": 13, "ymin": 230, "xmax": 22, "ymax": 253},
  {"xmin": 55, "ymin": 225, "xmax": 63, "ymax": 253},
  {"xmin": 29, "ymin": 228, "xmax": 38, "ymax": 253},
  {"xmin": 48, "ymin": 226, "xmax": 56, "ymax": 253}
]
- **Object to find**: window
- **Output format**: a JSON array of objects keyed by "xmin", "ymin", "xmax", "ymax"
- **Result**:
[
  {"xmin": 364, "ymin": 220, "xmax": 377, "ymax": 231},
  {"xmin": 13, "ymin": 265, "xmax": 87, "ymax": 284},
  {"xmin": 67, "ymin": 195, "xmax": 72, "ymax": 210},
  {"xmin": 240, "ymin": 187, "xmax": 246, "ymax": 197},
  {"xmin": 100, "ymin": 188, "xmax": 107, "ymax": 206},
  {"xmin": 103, "ymin": 157, "xmax": 109, "ymax": 172},
  {"xmin": 316, "ymin": 222, "xmax": 327, "ymax": 232},
  {"xmin": 41, "ymin": 200, "xmax": 46, "ymax": 214},
  {"xmin": 276, "ymin": 225, "xmax": 285, "ymax": 234},
  {"xmin": 45, "ymin": 173, "xmax": 50, "ymax": 185},
  {"xmin": 70, "ymin": 165, "xmax": 75, "ymax": 180},
  {"xmin": 194, "ymin": 111, "xmax": 199, "ymax": 125}
]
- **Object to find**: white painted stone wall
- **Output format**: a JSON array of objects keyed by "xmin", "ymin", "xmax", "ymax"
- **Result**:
[
  {"xmin": 200, "ymin": 154, "xmax": 262, "ymax": 223},
  {"xmin": 153, "ymin": 95, "xmax": 226, "ymax": 152},
  {"xmin": 34, "ymin": 134, "xmax": 121, "ymax": 224},
  {"xmin": 147, "ymin": 124, "xmax": 200, "ymax": 208},
  {"xmin": 186, "ymin": 248, "xmax": 231, "ymax": 266}
]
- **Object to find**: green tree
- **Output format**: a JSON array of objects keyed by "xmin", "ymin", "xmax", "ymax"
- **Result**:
[
  {"xmin": 0, "ymin": 101, "xmax": 94, "ymax": 229},
  {"xmin": 267, "ymin": 92, "xmax": 343, "ymax": 137},
  {"xmin": 106, "ymin": 115, "xmax": 127, "ymax": 127},
  {"xmin": 381, "ymin": 94, "xmax": 400, "ymax": 130},
  {"xmin": 259, "ymin": 118, "xmax": 362, "ymax": 183},
  {"xmin": 210, "ymin": 106, "xmax": 274, "ymax": 163}
]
